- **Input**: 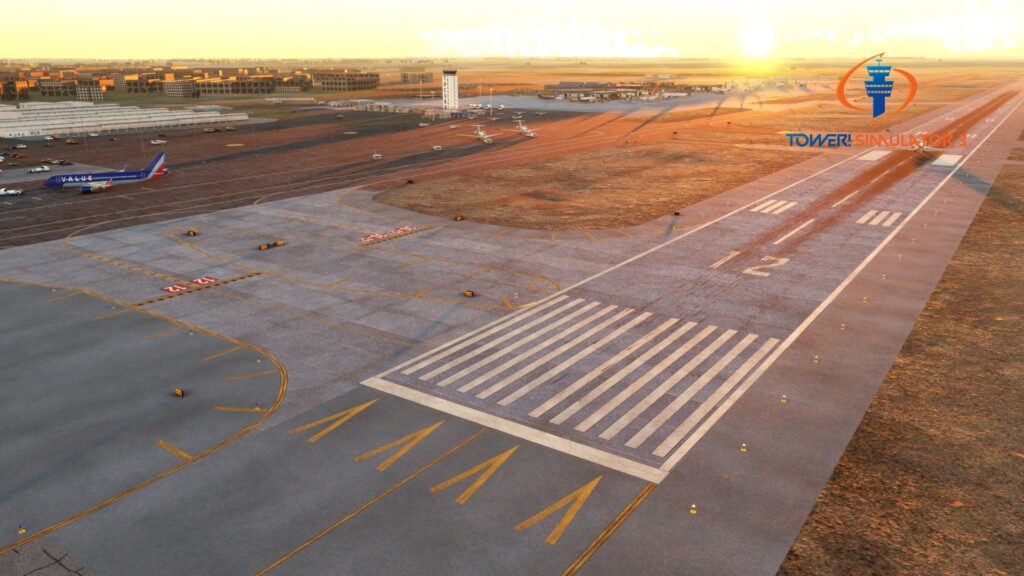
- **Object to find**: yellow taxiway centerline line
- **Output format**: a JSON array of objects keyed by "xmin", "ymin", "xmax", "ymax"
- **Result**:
[
  {"xmin": 225, "ymin": 369, "xmax": 278, "ymax": 382},
  {"xmin": 203, "ymin": 345, "xmax": 244, "ymax": 363},
  {"xmin": 562, "ymin": 483, "xmax": 657, "ymax": 575},
  {"xmin": 144, "ymin": 325, "xmax": 183, "ymax": 341},
  {"xmin": 47, "ymin": 290, "xmax": 82, "ymax": 303},
  {"xmin": 92, "ymin": 308, "xmax": 132, "ymax": 321}
]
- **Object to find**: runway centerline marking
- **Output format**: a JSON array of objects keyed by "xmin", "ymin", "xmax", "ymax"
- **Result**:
[{"xmin": 773, "ymin": 219, "xmax": 815, "ymax": 245}]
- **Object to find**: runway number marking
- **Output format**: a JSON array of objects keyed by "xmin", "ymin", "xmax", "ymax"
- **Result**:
[
  {"xmin": 742, "ymin": 256, "xmax": 789, "ymax": 277},
  {"xmin": 516, "ymin": 475, "xmax": 603, "ymax": 545},
  {"xmin": 429, "ymin": 445, "xmax": 519, "ymax": 504},
  {"xmin": 354, "ymin": 420, "xmax": 445, "ymax": 472},
  {"xmin": 709, "ymin": 251, "xmax": 741, "ymax": 269},
  {"xmin": 287, "ymin": 398, "xmax": 379, "ymax": 444}
]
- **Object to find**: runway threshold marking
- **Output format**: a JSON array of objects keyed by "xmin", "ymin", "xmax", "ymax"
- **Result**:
[
  {"xmin": 561, "ymin": 483, "xmax": 657, "ymax": 576},
  {"xmin": 354, "ymin": 420, "xmax": 445, "ymax": 472},
  {"xmin": 287, "ymin": 398, "xmax": 378, "ymax": 444},
  {"xmin": 429, "ymin": 446, "xmax": 519, "ymax": 505},
  {"xmin": 515, "ymin": 475, "xmax": 603, "ymax": 545},
  {"xmin": 203, "ymin": 344, "xmax": 244, "ymax": 362},
  {"xmin": 366, "ymin": 112, "xmax": 1000, "ymax": 481},
  {"xmin": 156, "ymin": 440, "xmax": 193, "ymax": 462},
  {"xmin": 225, "ymin": 369, "xmax": 278, "ymax": 382},
  {"xmin": 254, "ymin": 428, "xmax": 486, "ymax": 576}
]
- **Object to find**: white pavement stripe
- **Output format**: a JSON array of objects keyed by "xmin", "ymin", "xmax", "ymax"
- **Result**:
[
  {"xmin": 773, "ymin": 219, "xmax": 814, "ymax": 245},
  {"xmin": 531, "ymin": 317, "xmax": 676, "ymax": 419},
  {"xmin": 757, "ymin": 200, "xmax": 787, "ymax": 213},
  {"xmin": 831, "ymin": 189, "xmax": 859, "ymax": 208},
  {"xmin": 575, "ymin": 324, "xmax": 716, "ymax": 433},
  {"xmin": 363, "ymin": 376, "xmax": 666, "ymax": 484},
  {"xmin": 771, "ymin": 201, "xmax": 797, "ymax": 215},
  {"xmin": 398, "ymin": 295, "xmax": 569, "ymax": 376},
  {"xmin": 760, "ymin": 199, "xmax": 788, "ymax": 213},
  {"xmin": 551, "ymin": 322, "xmax": 696, "ymax": 426},
  {"xmin": 433, "ymin": 301, "xmax": 600, "ymax": 387},
  {"xmin": 856, "ymin": 209, "xmax": 878, "ymax": 224},
  {"xmin": 479, "ymin": 307, "xmax": 634, "ymax": 400},
  {"xmin": 659, "ymin": 92, "xmax": 1024, "ymax": 474},
  {"xmin": 751, "ymin": 199, "xmax": 779, "ymax": 212},
  {"xmin": 869, "ymin": 210, "xmax": 891, "ymax": 226},
  {"xmin": 626, "ymin": 333, "xmax": 758, "ymax": 449},
  {"xmin": 598, "ymin": 329, "xmax": 736, "ymax": 440},
  {"xmin": 652, "ymin": 338, "xmax": 778, "ymax": 458},
  {"xmin": 500, "ymin": 311, "xmax": 651, "ymax": 407},
  {"xmin": 882, "ymin": 211, "xmax": 902, "ymax": 227},
  {"xmin": 421, "ymin": 298, "xmax": 584, "ymax": 381},
  {"xmin": 459, "ymin": 304, "xmax": 619, "ymax": 395}
]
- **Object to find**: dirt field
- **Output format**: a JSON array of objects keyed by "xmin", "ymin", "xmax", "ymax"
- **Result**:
[
  {"xmin": 376, "ymin": 139, "xmax": 806, "ymax": 230},
  {"xmin": 777, "ymin": 163, "xmax": 1024, "ymax": 576}
]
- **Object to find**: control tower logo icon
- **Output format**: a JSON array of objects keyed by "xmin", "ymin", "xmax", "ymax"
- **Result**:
[{"xmin": 836, "ymin": 52, "xmax": 918, "ymax": 118}]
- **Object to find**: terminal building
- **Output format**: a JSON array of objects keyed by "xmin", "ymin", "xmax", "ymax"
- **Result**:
[
  {"xmin": 311, "ymin": 70, "xmax": 380, "ymax": 92},
  {"xmin": 442, "ymin": 69, "xmax": 458, "ymax": 110},
  {"xmin": 0, "ymin": 101, "xmax": 249, "ymax": 139}
]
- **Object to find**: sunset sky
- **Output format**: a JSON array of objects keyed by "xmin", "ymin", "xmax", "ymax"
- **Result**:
[{"xmin": 4, "ymin": 0, "xmax": 1022, "ymax": 60}]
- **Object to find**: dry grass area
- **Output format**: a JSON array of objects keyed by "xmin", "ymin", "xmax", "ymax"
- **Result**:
[
  {"xmin": 778, "ymin": 164, "xmax": 1024, "ymax": 576},
  {"xmin": 375, "ymin": 140, "xmax": 806, "ymax": 230}
]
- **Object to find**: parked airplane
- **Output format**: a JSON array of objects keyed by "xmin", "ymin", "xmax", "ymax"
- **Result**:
[
  {"xmin": 43, "ymin": 152, "xmax": 166, "ymax": 192},
  {"xmin": 472, "ymin": 125, "xmax": 494, "ymax": 143}
]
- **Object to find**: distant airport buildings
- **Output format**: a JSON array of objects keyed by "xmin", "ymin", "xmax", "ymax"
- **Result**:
[
  {"xmin": 400, "ymin": 67, "xmax": 433, "ymax": 84},
  {"xmin": 311, "ymin": 70, "xmax": 380, "ymax": 92},
  {"xmin": 442, "ymin": 69, "xmax": 458, "ymax": 110},
  {"xmin": 0, "ymin": 101, "xmax": 249, "ymax": 139},
  {"xmin": 76, "ymin": 78, "xmax": 106, "ymax": 102}
]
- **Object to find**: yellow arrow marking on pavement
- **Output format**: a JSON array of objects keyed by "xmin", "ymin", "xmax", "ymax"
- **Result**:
[
  {"xmin": 156, "ymin": 439, "xmax": 193, "ymax": 462},
  {"xmin": 287, "ymin": 399, "xmax": 378, "ymax": 444},
  {"xmin": 430, "ymin": 445, "xmax": 519, "ymax": 504},
  {"xmin": 355, "ymin": 421, "xmax": 445, "ymax": 471},
  {"xmin": 516, "ymin": 475, "xmax": 603, "ymax": 545}
]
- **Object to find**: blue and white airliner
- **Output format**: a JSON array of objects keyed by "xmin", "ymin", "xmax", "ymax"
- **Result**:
[{"xmin": 43, "ymin": 152, "xmax": 167, "ymax": 193}]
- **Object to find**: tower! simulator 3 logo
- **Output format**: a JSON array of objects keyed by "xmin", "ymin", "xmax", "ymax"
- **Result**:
[{"xmin": 786, "ymin": 53, "xmax": 964, "ymax": 150}]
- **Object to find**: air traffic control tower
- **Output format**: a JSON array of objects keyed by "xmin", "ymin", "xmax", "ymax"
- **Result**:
[{"xmin": 864, "ymin": 57, "xmax": 894, "ymax": 118}]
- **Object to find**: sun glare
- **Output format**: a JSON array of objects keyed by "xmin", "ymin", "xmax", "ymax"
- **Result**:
[{"xmin": 740, "ymin": 21, "xmax": 776, "ymax": 58}]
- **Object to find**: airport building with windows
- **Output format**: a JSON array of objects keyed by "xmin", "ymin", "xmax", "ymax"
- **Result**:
[
  {"xmin": 311, "ymin": 70, "xmax": 380, "ymax": 92},
  {"xmin": 0, "ymin": 101, "xmax": 249, "ymax": 139}
]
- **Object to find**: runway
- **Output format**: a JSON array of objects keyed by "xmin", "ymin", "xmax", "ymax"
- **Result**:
[{"xmin": 0, "ymin": 82, "xmax": 1022, "ymax": 575}]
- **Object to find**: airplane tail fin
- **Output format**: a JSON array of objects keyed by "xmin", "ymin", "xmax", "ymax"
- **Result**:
[{"xmin": 144, "ymin": 152, "xmax": 166, "ymax": 179}]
